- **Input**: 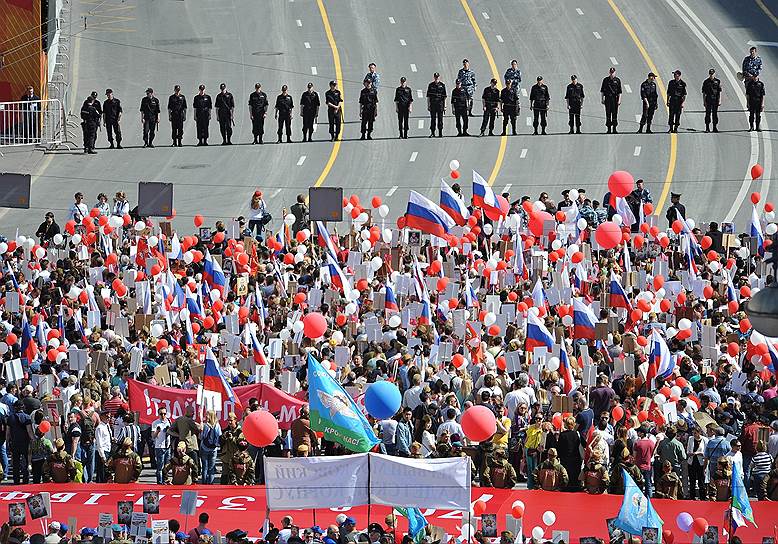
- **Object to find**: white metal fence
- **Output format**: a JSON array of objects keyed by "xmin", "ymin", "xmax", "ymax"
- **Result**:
[{"xmin": 0, "ymin": 99, "xmax": 65, "ymax": 149}]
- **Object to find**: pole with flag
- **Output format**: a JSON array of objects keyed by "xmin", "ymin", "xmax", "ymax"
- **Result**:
[{"xmin": 728, "ymin": 459, "xmax": 757, "ymax": 542}]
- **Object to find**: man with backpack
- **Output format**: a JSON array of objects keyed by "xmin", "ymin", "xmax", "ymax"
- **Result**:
[
  {"xmin": 163, "ymin": 441, "xmax": 198, "ymax": 485},
  {"xmin": 107, "ymin": 437, "xmax": 142, "ymax": 483},
  {"xmin": 480, "ymin": 448, "xmax": 517, "ymax": 488},
  {"xmin": 43, "ymin": 438, "xmax": 77, "ymax": 483},
  {"xmin": 77, "ymin": 407, "xmax": 97, "ymax": 483}
]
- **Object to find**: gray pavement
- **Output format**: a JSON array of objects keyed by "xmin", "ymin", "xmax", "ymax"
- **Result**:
[{"xmin": 0, "ymin": 0, "xmax": 775, "ymax": 236}]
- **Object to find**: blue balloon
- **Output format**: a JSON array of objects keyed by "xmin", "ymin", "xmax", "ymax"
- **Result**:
[{"xmin": 364, "ymin": 380, "xmax": 401, "ymax": 420}]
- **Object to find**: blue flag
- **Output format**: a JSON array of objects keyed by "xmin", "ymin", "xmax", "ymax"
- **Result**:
[
  {"xmin": 731, "ymin": 460, "xmax": 757, "ymax": 529},
  {"xmin": 394, "ymin": 507, "xmax": 428, "ymax": 543},
  {"xmin": 307, "ymin": 353, "xmax": 379, "ymax": 453},
  {"xmin": 614, "ymin": 469, "xmax": 664, "ymax": 536}
]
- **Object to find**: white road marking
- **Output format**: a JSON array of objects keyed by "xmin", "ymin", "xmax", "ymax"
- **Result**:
[
  {"xmin": 526, "ymin": 117, "xmax": 532, "ymax": 126},
  {"xmin": 311, "ymin": 66, "xmax": 317, "ymax": 75},
  {"xmin": 304, "ymin": 42, "xmax": 311, "ymax": 49},
  {"xmin": 399, "ymin": 39, "xmax": 406, "ymax": 46},
  {"xmin": 387, "ymin": 185, "xmax": 398, "ymax": 196},
  {"xmin": 296, "ymin": 19, "xmax": 302, "ymax": 27},
  {"xmin": 418, "ymin": 119, "xmax": 424, "ymax": 129},
  {"xmin": 610, "ymin": 56, "xmax": 619, "ymax": 65},
  {"xmin": 633, "ymin": 146, "xmax": 641, "ymax": 156},
  {"xmin": 496, "ymin": 35, "xmax": 504, "ymax": 43},
  {"xmin": 747, "ymin": 40, "xmax": 778, "ymax": 47},
  {"xmin": 576, "ymin": 7, "xmax": 584, "ymax": 15},
  {"xmin": 635, "ymin": 114, "xmax": 642, "ymax": 122},
  {"xmin": 410, "ymin": 63, "xmax": 417, "ymax": 72},
  {"xmin": 624, "ymin": 84, "xmax": 632, "ymax": 93},
  {"xmin": 520, "ymin": 148, "xmax": 528, "ymax": 159},
  {"xmin": 417, "ymin": 89, "xmax": 423, "ymax": 98},
  {"xmin": 409, "ymin": 152, "xmax": 418, "ymax": 162},
  {"xmin": 502, "ymin": 184, "xmax": 512, "ymax": 193},
  {"xmin": 593, "ymin": 31, "xmax": 602, "ymax": 39},
  {"xmin": 271, "ymin": 188, "xmax": 282, "ymax": 198},
  {"xmin": 521, "ymin": 88, "xmax": 527, "ymax": 97},
  {"xmin": 297, "ymin": 155, "xmax": 306, "ymax": 166},
  {"xmin": 388, "ymin": 16, "xmax": 396, "ymax": 24},
  {"xmin": 482, "ymin": 11, "xmax": 490, "ymax": 19}
]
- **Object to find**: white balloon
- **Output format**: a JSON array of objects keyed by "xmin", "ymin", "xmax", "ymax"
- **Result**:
[
  {"xmin": 184, "ymin": 251, "xmax": 194, "ymax": 264},
  {"xmin": 449, "ymin": 159, "xmax": 460, "ymax": 171},
  {"xmin": 301, "ymin": 229, "xmax": 311, "ymax": 240},
  {"xmin": 356, "ymin": 212, "xmax": 369, "ymax": 224},
  {"xmin": 52, "ymin": 233, "xmax": 64, "ymax": 246},
  {"xmin": 738, "ymin": 247, "xmax": 750, "ymax": 259},
  {"xmin": 670, "ymin": 385, "xmax": 682, "ymax": 397},
  {"xmin": 360, "ymin": 239, "xmax": 372, "ymax": 252},
  {"xmin": 378, "ymin": 204, "xmax": 390, "ymax": 218},
  {"xmin": 767, "ymin": 223, "xmax": 778, "ymax": 235},
  {"xmin": 388, "ymin": 314, "xmax": 402, "ymax": 328},
  {"xmin": 344, "ymin": 203, "xmax": 354, "ymax": 213},
  {"xmin": 71, "ymin": 234, "xmax": 82, "ymax": 246},
  {"xmin": 460, "ymin": 525, "xmax": 475, "ymax": 540},
  {"xmin": 569, "ymin": 189, "xmax": 579, "ymax": 201},
  {"xmin": 294, "ymin": 253, "xmax": 304, "ymax": 263},
  {"xmin": 512, "ymin": 500, "xmax": 525, "ymax": 510},
  {"xmin": 279, "ymin": 329, "xmax": 291, "ymax": 341},
  {"xmin": 483, "ymin": 312, "xmax": 497, "ymax": 327},
  {"xmin": 348, "ymin": 288, "xmax": 361, "ymax": 301},
  {"xmin": 361, "ymin": 229, "xmax": 371, "ymax": 240},
  {"xmin": 148, "ymin": 235, "xmax": 159, "ymax": 247},
  {"xmin": 292, "ymin": 321, "xmax": 304, "ymax": 334},
  {"xmin": 577, "ymin": 218, "xmax": 588, "ymax": 230},
  {"xmin": 546, "ymin": 357, "xmax": 560, "ymax": 372},
  {"xmin": 568, "ymin": 243, "xmax": 580, "ymax": 254},
  {"xmin": 542, "ymin": 511, "xmax": 556, "ymax": 526},
  {"xmin": 68, "ymin": 286, "xmax": 81, "ymax": 299},
  {"xmin": 0, "ymin": 343, "xmax": 7, "ymax": 355},
  {"xmin": 210, "ymin": 289, "xmax": 221, "ymax": 300},
  {"xmin": 371, "ymin": 256, "xmax": 383, "ymax": 272},
  {"xmin": 534, "ymin": 200, "xmax": 545, "ymax": 211},
  {"xmin": 613, "ymin": 214, "xmax": 623, "ymax": 226},
  {"xmin": 56, "ymin": 351, "xmax": 68, "ymax": 364},
  {"xmin": 678, "ymin": 318, "xmax": 692, "ymax": 331},
  {"xmin": 331, "ymin": 330, "xmax": 344, "ymax": 344},
  {"xmin": 150, "ymin": 323, "xmax": 164, "ymax": 338},
  {"xmin": 48, "ymin": 338, "xmax": 60, "ymax": 349},
  {"xmin": 551, "ymin": 239, "xmax": 562, "ymax": 251},
  {"xmin": 528, "ymin": 306, "xmax": 540, "ymax": 317},
  {"xmin": 0, "ymin": 243, "xmax": 7, "ymax": 254},
  {"xmin": 656, "ymin": 287, "xmax": 666, "ymax": 298},
  {"xmin": 179, "ymin": 308, "xmax": 190, "ymax": 321},
  {"xmin": 297, "ymin": 244, "xmax": 307, "ymax": 255},
  {"xmin": 562, "ymin": 314, "xmax": 573, "ymax": 327},
  {"xmin": 345, "ymin": 302, "xmax": 357, "ymax": 315},
  {"xmin": 17, "ymin": 236, "xmax": 26, "ymax": 246},
  {"xmin": 687, "ymin": 218, "xmax": 696, "ymax": 230},
  {"xmin": 766, "ymin": 210, "xmax": 776, "ymax": 222},
  {"xmin": 531, "ymin": 527, "xmax": 544, "ymax": 541},
  {"xmin": 284, "ymin": 214, "xmax": 296, "ymax": 226},
  {"xmin": 709, "ymin": 261, "xmax": 720, "ymax": 273},
  {"xmin": 483, "ymin": 223, "xmax": 493, "ymax": 236},
  {"xmin": 382, "ymin": 229, "xmax": 392, "ymax": 243},
  {"xmin": 134, "ymin": 221, "xmax": 146, "ymax": 232},
  {"xmin": 109, "ymin": 215, "xmax": 124, "ymax": 228},
  {"xmin": 654, "ymin": 393, "xmax": 667, "ymax": 405},
  {"xmin": 34, "ymin": 247, "xmax": 45, "ymax": 260}
]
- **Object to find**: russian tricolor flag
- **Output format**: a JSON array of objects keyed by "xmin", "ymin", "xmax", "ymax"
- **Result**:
[
  {"xmin": 21, "ymin": 314, "xmax": 38, "ymax": 364},
  {"xmin": 573, "ymin": 297, "xmax": 597, "ymax": 340},
  {"xmin": 203, "ymin": 347, "xmax": 241, "ymax": 408},
  {"xmin": 647, "ymin": 328, "xmax": 673, "ymax": 385},
  {"xmin": 244, "ymin": 325, "xmax": 268, "ymax": 366},
  {"xmin": 316, "ymin": 221, "xmax": 339, "ymax": 258},
  {"xmin": 751, "ymin": 205, "xmax": 765, "ymax": 257},
  {"xmin": 405, "ymin": 190, "xmax": 456, "ymax": 238},
  {"xmin": 326, "ymin": 251, "xmax": 353, "ymax": 297},
  {"xmin": 203, "ymin": 251, "xmax": 226, "ymax": 297},
  {"xmin": 472, "ymin": 170, "xmax": 497, "ymax": 212},
  {"xmin": 609, "ymin": 271, "xmax": 632, "ymax": 310},
  {"xmin": 439, "ymin": 179, "xmax": 470, "ymax": 226},
  {"xmin": 526, "ymin": 312, "xmax": 554, "ymax": 353},
  {"xmin": 186, "ymin": 286, "xmax": 203, "ymax": 318},
  {"xmin": 559, "ymin": 348, "xmax": 577, "ymax": 395},
  {"xmin": 532, "ymin": 279, "xmax": 547, "ymax": 310},
  {"xmin": 419, "ymin": 298, "xmax": 432, "ymax": 325},
  {"xmin": 385, "ymin": 285, "xmax": 399, "ymax": 313}
]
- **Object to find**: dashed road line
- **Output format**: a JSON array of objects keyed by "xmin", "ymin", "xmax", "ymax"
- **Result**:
[
  {"xmin": 418, "ymin": 119, "xmax": 424, "ymax": 129},
  {"xmin": 399, "ymin": 39, "xmax": 406, "ymax": 46},
  {"xmin": 410, "ymin": 63, "xmax": 417, "ymax": 72},
  {"xmin": 304, "ymin": 42, "xmax": 311, "ymax": 48},
  {"xmin": 593, "ymin": 31, "xmax": 602, "ymax": 39},
  {"xmin": 482, "ymin": 11, "xmax": 490, "ymax": 19},
  {"xmin": 576, "ymin": 8, "xmax": 584, "ymax": 15},
  {"xmin": 409, "ymin": 152, "xmax": 418, "ymax": 162},
  {"xmin": 311, "ymin": 66, "xmax": 318, "ymax": 75},
  {"xmin": 388, "ymin": 16, "xmax": 396, "ymax": 23},
  {"xmin": 633, "ymin": 146, "xmax": 642, "ymax": 156},
  {"xmin": 635, "ymin": 114, "xmax": 642, "ymax": 122},
  {"xmin": 502, "ymin": 183, "xmax": 512, "ymax": 193},
  {"xmin": 520, "ymin": 148, "xmax": 528, "ymax": 159},
  {"xmin": 271, "ymin": 188, "xmax": 282, "ymax": 198},
  {"xmin": 387, "ymin": 185, "xmax": 398, "ymax": 196},
  {"xmin": 296, "ymin": 19, "xmax": 302, "ymax": 27},
  {"xmin": 521, "ymin": 88, "xmax": 527, "ymax": 97},
  {"xmin": 624, "ymin": 84, "xmax": 632, "ymax": 93},
  {"xmin": 417, "ymin": 89, "xmax": 423, "ymax": 98},
  {"xmin": 610, "ymin": 56, "xmax": 619, "ymax": 65},
  {"xmin": 526, "ymin": 117, "xmax": 532, "ymax": 126},
  {"xmin": 297, "ymin": 155, "xmax": 307, "ymax": 166},
  {"xmin": 496, "ymin": 35, "xmax": 504, "ymax": 42}
]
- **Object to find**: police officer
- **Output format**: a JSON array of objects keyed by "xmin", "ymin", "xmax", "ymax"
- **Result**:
[
  {"xmin": 275, "ymin": 85, "xmax": 294, "ymax": 143},
  {"xmin": 600, "ymin": 67, "xmax": 622, "ymax": 133},
  {"xmin": 365, "ymin": 63, "xmax": 380, "ymax": 92},
  {"xmin": 359, "ymin": 78, "xmax": 378, "ymax": 140},
  {"xmin": 637, "ymin": 72, "xmax": 658, "ymax": 133},
  {"xmin": 167, "ymin": 85, "xmax": 187, "ymax": 147},
  {"xmin": 299, "ymin": 82, "xmax": 320, "ymax": 142},
  {"xmin": 701, "ymin": 69, "xmax": 722, "ymax": 133},
  {"xmin": 193, "ymin": 84, "xmax": 212, "ymax": 146},
  {"xmin": 457, "ymin": 59, "xmax": 476, "ymax": 116},
  {"xmin": 325, "ymin": 81, "xmax": 343, "ymax": 141},
  {"xmin": 564, "ymin": 75, "xmax": 584, "ymax": 134},
  {"xmin": 530, "ymin": 76, "xmax": 550, "ymax": 135},
  {"xmin": 504, "ymin": 60, "xmax": 522, "ymax": 94},
  {"xmin": 394, "ymin": 77, "xmax": 413, "ymax": 139},
  {"xmin": 499, "ymin": 79, "xmax": 519, "ymax": 136},
  {"xmin": 666, "ymin": 70, "xmax": 686, "ymax": 133},
  {"xmin": 665, "ymin": 192, "xmax": 686, "ymax": 227},
  {"xmin": 215, "ymin": 83, "xmax": 235, "ymax": 145},
  {"xmin": 80, "ymin": 96, "xmax": 100, "ymax": 154},
  {"xmin": 480, "ymin": 78, "xmax": 500, "ymax": 136},
  {"xmin": 248, "ymin": 83, "xmax": 268, "ymax": 144},
  {"xmin": 426, "ymin": 72, "xmax": 446, "ymax": 138},
  {"xmin": 139, "ymin": 88, "xmax": 160, "ymax": 148},
  {"xmin": 19, "ymin": 85, "xmax": 41, "ymax": 143},
  {"xmin": 81, "ymin": 91, "xmax": 102, "ymax": 148},
  {"xmin": 103, "ymin": 89, "xmax": 123, "ymax": 149},
  {"xmin": 746, "ymin": 74, "xmax": 765, "ymax": 132},
  {"xmin": 451, "ymin": 79, "xmax": 470, "ymax": 136}
]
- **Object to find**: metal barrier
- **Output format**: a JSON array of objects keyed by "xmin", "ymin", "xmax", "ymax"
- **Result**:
[{"xmin": 0, "ymin": 99, "xmax": 66, "ymax": 149}]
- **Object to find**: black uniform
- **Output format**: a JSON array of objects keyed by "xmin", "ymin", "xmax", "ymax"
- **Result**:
[
  {"xmin": 140, "ymin": 95, "xmax": 161, "ymax": 147},
  {"xmin": 193, "ymin": 93, "xmax": 212, "ymax": 144},
  {"xmin": 451, "ymin": 87, "xmax": 469, "ymax": 135},
  {"xmin": 359, "ymin": 87, "xmax": 378, "ymax": 139},
  {"xmin": 275, "ymin": 93, "xmax": 294, "ymax": 141},
  {"xmin": 529, "ymin": 83, "xmax": 550, "ymax": 134},
  {"xmin": 600, "ymin": 75, "xmax": 622, "ymax": 132},
  {"xmin": 666, "ymin": 79, "xmax": 687, "ymax": 132},
  {"xmin": 19, "ymin": 92, "xmax": 41, "ymax": 142},
  {"xmin": 80, "ymin": 101, "xmax": 100, "ymax": 153},
  {"xmin": 394, "ymin": 85, "xmax": 413, "ymax": 138},
  {"xmin": 325, "ymin": 88, "xmax": 343, "ymax": 140},
  {"xmin": 81, "ymin": 96, "xmax": 102, "ymax": 146},
  {"xmin": 167, "ymin": 93, "xmax": 187, "ymax": 146},
  {"xmin": 427, "ymin": 80, "xmax": 447, "ymax": 137},
  {"xmin": 564, "ymin": 82, "xmax": 585, "ymax": 132},
  {"xmin": 215, "ymin": 91, "xmax": 235, "ymax": 144},
  {"xmin": 665, "ymin": 202, "xmax": 686, "ymax": 227},
  {"xmin": 102, "ymin": 97, "xmax": 123, "ymax": 147},
  {"xmin": 701, "ymin": 77, "xmax": 721, "ymax": 131},
  {"xmin": 746, "ymin": 78, "xmax": 766, "ymax": 131},
  {"xmin": 299, "ymin": 89, "xmax": 321, "ymax": 141},
  {"xmin": 638, "ymin": 79, "xmax": 658, "ymax": 133},
  {"xmin": 248, "ymin": 90, "xmax": 269, "ymax": 143},
  {"xmin": 480, "ymin": 86, "xmax": 500, "ymax": 135},
  {"xmin": 500, "ymin": 85, "xmax": 519, "ymax": 135}
]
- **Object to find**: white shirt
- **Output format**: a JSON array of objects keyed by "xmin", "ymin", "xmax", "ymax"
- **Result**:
[
  {"xmin": 152, "ymin": 418, "xmax": 171, "ymax": 449},
  {"xmin": 504, "ymin": 390, "xmax": 531, "ymax": 420},
  {"xmin": 380, "ymin": 419, "xmax": 397, "ymax": 445},
  {"xmin": 436, "ymin": 419, "xmax": 463, "ymax": 439},
  {"xmin": 249, "ymin": 199, "xmax": 267, "ymax": 221},
  {"xmin": 95, "ymin": 421, "xmax": 112, "ymax": 453},
  {"xmin": 69, "ymin": 202, "xmax": 88, "ymax": 222},
  {"xmin": 727, "ymin": 450, "xmax": 744, "ymax": 475},
  {"xmin": 95, "ymin": 201, "xmax": 110, "ymax": 216},
  {"xmin": 278, "ymin": 529, "xmax": 292, "ymax": 544},
  {"xmin": 112, "ymin": 200, "xmax": 130, "ymax": 216},
  {"xmin": 402, "ymin": 385, "xmax": 423, "ymax": 410}
]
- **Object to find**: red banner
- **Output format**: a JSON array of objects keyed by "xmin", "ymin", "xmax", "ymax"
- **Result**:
[
  {"xmin": 127, "ymin": 380, "xmax": 305, "ymax": 429},
  {"xmin": 2, "ymin": 485, "xmax": 776, "ymax": 543}
]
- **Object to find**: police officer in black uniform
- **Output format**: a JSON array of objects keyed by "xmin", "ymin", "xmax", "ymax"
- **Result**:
[
  {"xmin": 600, "ymin": 67, "xmax": 622, "ymax": 133},
  {"xmin": 637, "ymin": 72, "xmax": 658, "ymax": 134},
  {"xmin": 564, "ymin": 75, "xmax": 585, "ymax": 134},
  {"xmin": 451, "ymin": 79, "xmax": 469, "ymax": 136},
  {"xmin": 325, "ymin": 81, "xmax": 343, "ymax": 141},
  {"xmin": 359, "ymin": 78, "xmax": 378, "ymax": 140},
  {"xmin": 427, "ymin": 72, "xmax": 446, "ymax": 138},
  {"xmin": 215, "ymin": 83, "xmax": 235, "ymax": 145},
  {"xmin": 248, "ymin": 83, "xmax": 268, "ymax": 144},
  {"xmin": 746, "ymin": 75, "xmax": 766, "ymax": 132},
  {"xmin": 80, "ymin": 96, "xmax": 100, "ymax": 154},
  {"xmin": 139, "ymin": 88, "xmax": 160, "ymax": 148},
  {"xmin": 500, "ymin": 79, "xmax": 519, "ymax": 136},
  {"xmin": 299, "ymin": 82, "xmax": 320, "ymax": 142},
  {"xmin": 275, "ymin": 85, "xmax": 294, "ymax": 143},
  {"xmin": 665, "ymin": 192, "xmax": 686, "ymax": 227},
  {"xmin": 666, "ymin": 70, "xmax": 686, "ymax": 133},
  {"xmin": 394, "ymin": 77, "xmax": 412, "ymax": 139},
  {"xmin": 701, "ymin": 69, "xmax": 722, "ymax": 133},
  {"xmin": 530, "ymin": 76, "xmax": 550, "ymax": 135},
  {"xmin": 193, "ymin": 85, "xmax": 212, "ymax": 146},
  {"xmin": 167, "ymin": 85, "xmax": 187, "ymax": 147},
  {"xmin": 82, "ymin": 91, "xmax": 103, "ymax": 147},
  {"xmin": 103, "ymin": 88, "xmax": 122, "ymax": 149},
  {"xmin": 480, "ymin": 78, "xmax": 500, "ymax": 136}
]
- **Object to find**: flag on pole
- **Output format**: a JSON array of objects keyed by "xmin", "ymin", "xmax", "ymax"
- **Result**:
[
  {"xmin": 730, "ymin": 458, "xmax": 757, "ymax": 530},
  {"xmin": 203, "ymin": 347, "xmax": 241, "ymax": 408},
  {"xmin": 751, "ymin": 205, "xmax": 765, "ymax": 257},
  {"xmin": 526, "ymin": 312, "xmax": 554, "ymax": 353},
  {"xmin": 439, "ymin": 179, "xmax": 470, "ymax": 226},
  {"xmin": 394, "ymin": 507, "xmax": 428, "ymax": 543},
  {"xmin": 405, "ymin": 191, "xmax": 456, "ymax": 238},
  {"xmin": 572, "ymin": 298, "xmax": 597, "ymax": 340},
  {"xmin": 614, "ymin": 469, "xmax": 664, "ymax": 535}
]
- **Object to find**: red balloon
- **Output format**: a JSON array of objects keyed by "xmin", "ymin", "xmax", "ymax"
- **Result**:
[
  {"xmin": 293, "ymin": 292, "xmax": 307, "ymax": 305},
  {"xmin": 728, "ymin": 300, "xmax": 739, "ymax": 314},
  {"xmin": 637, "ymin": 335, "xmax": 648, "ymax": 347},
  {"xmin": 38, "ymin": 420, "xmax": 51, "ymax": 434},
  {"xmin": 496, "ymin": 356, "xmax": 507, "ymax": 371},
  {"xmin": 671, "ymin": 220, "xmax": 684, "ymax": 234},
  {"xmin": 691, "ymin": 518, "xmax": 708, "ymax": 537},
  {"xmin": 460, "ymin": 405, "xmax": 496, "ymax": 442},
  {"xmin": 700, "ymin": 235, "xmax": 712, "ymax": 250},
  {"xmin": 703, "ymin": 285, "xmax": 714, "ymax": 299},
  {"xmin": 552, "ymin": 413, "xmax": 563, "ymax": 430},
  {"xmin": 662, "ymin": 530, "xmax": 674, "ymax": 544},
  {"xmin": 203, "ymin": 316, "xmax": 215, "ymax": 329},
  {"xmin": 751, "ymin": 192, "xmax": 761, "ymax": 205},
  {"xmin": 452, "ymin": 353, "xmax": 465, "ymax": 368},
  {"xmin": 436, "ymin": 278, "xmax": 448, "ymax": 291},
  {"xmin": 630, "ymin": 309, "xmax": 643, "ymax": 322},
  {"xmin": 660, "ymin": 299, "xmax": 672, "ymax": 312},
  {"xmin": 473, "ymin": 499, "xmax": 487, "ymax": 516},
  {"xmin": 397, "ymin": 216, "xmax": 407, "ymax": 229},
  {"xmin": 156, "ymin": 339, "xmax": 168, "ymax": 352},
  {"xmin": 238, "ymin": 307, "xmax": 249, "ymax": 321},
  {"xmin": 194, "ymin": 214, "xmax": 204, "ymax": 227},
  {"xmin": 450, "ymin": 170, "xmax": 460, "ymax": 180},
  {"xmin": 335, "ymin": 314, "xmax": 347, "ymax": 327},
  {"xmin": 242, "ymin": 410, "xmax": 279, "ymax": 447},
  {"xmin": 637, "ymin": 411, "xmax": 649, "ymax": 422},
  {"xmin": 512, "ymin": 505, "xmax": 525, "ymax": 519},
  {"xmin": 612, "ymin": 405, "xmax": 625, "ymax": 422},
  {"xmin": 751, "ymin": 163, "xmax": 764, "ymax": 180},
  {"xmin": 371, "ymin": 196, "xmax": 382, "ymax": 208},
  {"xmin": 213, "ymin": 232, "xmax": 225, "ymax": 244},
  {"xmin": 595, "ymin": 222, "xmax": 622, "ymax": 249},
  {"xmin": 488, "ymin": 324, "xmax": 500, "ymax": 336},
  {"xmin": 529, "ymin": 210, "xmax": 553, "ymax": 237},
  {"xmin": 608, "ymin": 170, "xmax": 635, "ymax": 197},
  {"xmin": 302, "ymin": 312, "xmax": 328, "ymax": 339},
  {"xmin": 727, "ymin": 342, "xmax": 740, "ymax": 356}
]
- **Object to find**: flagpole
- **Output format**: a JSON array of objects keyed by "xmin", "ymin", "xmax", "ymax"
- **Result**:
[{"xmin": 367, "ymin": 451, "xmax": 372, "ymax": 530}]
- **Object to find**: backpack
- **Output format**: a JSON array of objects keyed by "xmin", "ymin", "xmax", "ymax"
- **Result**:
[
  {"xmin": 583, "ymin": 469, "xmax": 604, "ymax": 494},
  {"xmin": 80, "ymin": 414, "xmax": 95, "ymax": 444},
  {"xmin": 538, "ymin": 467, "xmax": 559, "ymax": 491},
  {"xmin": 202, "ymin": 425, "xmax": 219, "ymax": 450},
  {"xmin": 490, "ymin": 465, "xmax": 508, "ymax": 488},
  {"xmin": 171, "ymin": 461, "xmax": 191, "ymax": 485},
  {"xmin": 49, "ymin": 457, "xmax": 71, "ymax": 483}
]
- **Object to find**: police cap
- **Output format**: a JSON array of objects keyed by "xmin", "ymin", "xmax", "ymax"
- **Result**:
[
  {"xmin": 648, "ymin": 72, "xmax": 656, "ymax": 78},
  {"xmin": 571, "ymin": 75, "xmax": 577, "ymax": 80},
  {"xmin": 105, "ymin": 89, "xmax": 113, "ymax": 95},
  {"xmin": 199, "ymin": 84, "xmax": 205, "ymax": 90},
  {"xmin": 145, "ymin": 87, "xmax": 153, "ymax": 94},
  {"xmin": 307, "ymin": 82, "xmax": 313, "ymax": 88},
  {"xmin": 490, "ymin": 78, "xmax": 497, "ymax": 84},
  {"xmin": 220, "ymin": 82, "xmax": 226, "ymax": 89},
  {"xmin": 536, "ymin": 76, "xmax": 543, "ymax": 81},
  {"xmin": 329, "ymin": 80, "xmax": 337, "ymax": 86},
  {"xmin": 673, "ymin": 70, "xmax": 681, "ymax": 76},
  {"xmin": 709, "ymin": 68, "xmax": 715, "ymax": 75},
  {"xmin": 174, "ymin": 84, "xmax": 180, "ymax": 91},
  {"xmin": 434, "ymin": 72, "xmax": 440, "ymax": 78},
  {"xmin": 256, "ymin": 83, "xmax": 262, "ymax": 89}
]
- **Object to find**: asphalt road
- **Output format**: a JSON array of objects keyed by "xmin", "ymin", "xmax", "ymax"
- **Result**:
[{"xmin": 1, "ymin": 0, "xmax": 776, "ymax": 236}]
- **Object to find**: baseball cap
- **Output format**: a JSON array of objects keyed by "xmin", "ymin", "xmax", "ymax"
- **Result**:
[
  {"xmin": 340, "ymin": 517, "xmax": 356, "ymax": 526},
  {"xmin": 254, "ymin": 190, "xmax": 263, "ymax": 198},
  {"xmin": 49, "ymin": 522, "xmax": 61, "ymax": 532},
  {"xmin": 648, "ymin": 72, "xmax": 656, "ymax": 77}
]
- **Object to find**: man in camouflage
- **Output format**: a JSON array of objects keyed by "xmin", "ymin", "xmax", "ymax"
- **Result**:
[
  {"xmin": 220, "ymin": 412, "xmax": 244, "ymax": 484},
  {"xmin": 43, "ymin": 438, "xmax": 76, "ymax": 483},
  {"xmin": 229, "ymin": 439, "xmax": 255, "ymax": 485},
  {"xmin": 107, "ymin": 437, "xmax": 143, "ymax": 483},
  {"xmin": 164, "ymin": 441, "xmax": 199, "ymax": 485},
  {"xmin": 456, "ymin": 59, "xmax": 477, "ymax": 116}
]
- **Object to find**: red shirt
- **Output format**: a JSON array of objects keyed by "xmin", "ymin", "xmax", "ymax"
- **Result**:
[{"xmin": 633, "ymin": 437, "xmax": 656, "ymax": 470}]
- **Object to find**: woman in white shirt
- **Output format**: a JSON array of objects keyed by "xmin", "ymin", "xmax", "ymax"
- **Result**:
[
  {"xmin": 247, "ymin": 190, "xmax": 268, "ymax": 237},
  {"xmin": 94, "ymin": 193, "xmax": 110, "ymax": 216},
  {"xmin": 686, "ymin": 426, "xmax": 708, "ymax": 500},
  {"xmin": 112, "ymin": 191, "xmax": 130, "ymax": 217},
  {"xmin": 414, "ymin": 415, "xmax": 436, "ymax": 457}
]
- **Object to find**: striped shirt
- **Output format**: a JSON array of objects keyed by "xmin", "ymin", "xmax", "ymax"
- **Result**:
[{"xmin": 751, "ymin": 451, "xmax": 773, "ymax": 476}]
